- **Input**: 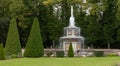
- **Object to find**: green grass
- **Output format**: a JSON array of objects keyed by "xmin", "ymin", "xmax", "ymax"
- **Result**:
[{"xmin": 0, "ymin": 57, "xmax": 120, "ymax": 66}]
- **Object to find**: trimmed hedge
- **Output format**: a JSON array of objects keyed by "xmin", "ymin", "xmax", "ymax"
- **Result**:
[
  {"xmin": 106, "ymin": 53, "xmax": 118, "ymax": 57},
  {"xmin": 0, "ymin": 44, "xmax": 5, "ymax": 60},
  {"xmin": 94, "ymin": 51, "xmax": 104, "ymax": 57},
  {"xmin": 5, "ymin": 18, "xmax": 22, "ymax": 57},
  {"xmin": 46, "ymin": 51, "xmax": 53, "ymax": 57},
  {"xmin": 56, "ymin": 51, "xmax": 64, "ymax": 57},
  {"xmin": 10, "ymin": 54, "xmax": 17, "ymax": 58},
  {"xmin": 68, "ymin": 43, "xmax": 74, "ymax": 57},
  {"xmin": 113, "ymin": 64, "xmax": 119, "ymax": 66},
  {"xmin": 24, "ymin": 18, "xmax": 44, "ymax": 57}
]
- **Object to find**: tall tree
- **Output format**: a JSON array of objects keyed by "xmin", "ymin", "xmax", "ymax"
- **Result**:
[
  {"xmin": 102, "ymin": 0, "xmax": 118, "ymax": 48},
  {"xmin": 116, "ymin": 0, "xmax": 120, "ymax": 44},
  {"xmin": 81, "ymin": 0, "xmax": 104, "ymax": 48},
  {"xmin": 112, "ymin": 0, "xmax": 120, "ymax": 48},
  {"xmin": 9, "ymin": 0, "xmax": 31, "ymax": 48},
  {"xmin": 0, "ymin": 17, "xmax": 10, "ymax": 45},
  {"xmin": 86, "ymin": 15, "xmax": 102, "ymax": 48},
  {"xmin": 46, "ymin": 5, "xmax": 63, "ymax": 48},
  {"xmin": 0, "ymin": 0, "xmax": 120, "ymax": 49},
  {"xmin": 0, "ymin": 0, "xmax": 11, "ymax": 45},
  {"xmin": 0, "ymin": 0, "xmax": 11, "ymax": 17}
]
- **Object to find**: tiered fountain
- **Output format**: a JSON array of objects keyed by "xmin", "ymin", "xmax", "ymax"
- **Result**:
[{"xmin": 60, "ymin": 6, "xmax": 84, "ymax": 53}]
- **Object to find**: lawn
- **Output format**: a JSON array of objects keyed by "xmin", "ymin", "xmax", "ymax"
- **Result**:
[{"xmin": 0, "ymin": 57, "xmax": 120, "ymax": 66}]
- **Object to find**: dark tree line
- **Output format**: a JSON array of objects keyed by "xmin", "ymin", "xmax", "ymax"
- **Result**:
[{"xmin": 0, "ymin": 0, "xmax": 120, "ymax": 49}]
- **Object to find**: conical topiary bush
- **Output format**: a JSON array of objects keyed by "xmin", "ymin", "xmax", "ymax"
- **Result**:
[
  {"xmin": 68, "ymin": 42, "xmax": 74, "ymax": 57},
  {"xmin": 5, "ymin": 18, "xmax": 22, "ymax": 57},
  {"xmin": 0, "ymin": 44, "xmax": 5, "ymax": 60},
  {"xmin": 24, "ymin": 18, "xmax": 44, "ymax": 57}
]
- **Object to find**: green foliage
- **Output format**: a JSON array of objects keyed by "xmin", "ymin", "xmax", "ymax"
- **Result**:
[
  {"xmin": 56, "ymin": 51, "xmax": 64, "ymax": 57},
  {"xmin": 102, "ymin": 0, "xmax": 118, "ymax": 48},
  {"xmin": 46, "ymin": 51, "xmax": 53, "ymax": 57},
  {"xmin": 24, "ymin": 18, "xmax": 44, "ymax": 57},
  {"xmin": 68, "ymin": 43, "xmax": 74, "ymax": 57},
  {"xmin": 113, "ymin": 64, "xmax": 120, "ymax": 66},
  {"xmin": 0, "ymin": 0, "xmax": 11, "ymax": 17},
  {"xmin": 0, "ymin": 17, "xmax": 10, "ymax": 44},
  {"xmin": 10, "ymin": 54, "xmax": 17, "ymax": 58},
  {"xmin": 42, "ymin": 5, "xmax": 63, "ymax": 48},
  {"xmin": 9, "ymin": 0, "xmax": 28, "ymax": 18},
  {"xmin": 0, "ymin": 0, "xmax": 120, "ymax": 49},
  {"xmin": 0, "ymin": 0, "xmax": 11, "ymax": 44},
  {"xmin": 5, "ymin": 18, "xmax": 22, "ymax": 57},
  {"xmin": 0, "ymin": 44, "xmax": 5, "ymax": 60},
  {"xmin": 86, "ymin": 15, "xmax": 103, "ymax": 48},
  {"xmin": 89, "ymin": 0, "xmax": 99, "ymax": 3},
  {"xmin": 76, "ymin": 12, "xmax": 88, "ymax": 36},
  {"xmin": 116, "ymin": 0, "xmax": 120, "ymax": 21},
  {"xmin": 106, "ymin": 53, "xmax": 118, "ymax": 57},
  {"xmin": 116, "ymin": 1, "xmax": 120, "ymax": 42},
  {"xmin": 94, "ymin": 51, "xmax": 104, "ymax": 57}
]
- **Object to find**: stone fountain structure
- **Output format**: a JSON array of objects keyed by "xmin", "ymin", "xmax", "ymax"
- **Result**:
[{"xmin": 59, "ymin": 6, "xmax": 84, "ymax": 53}]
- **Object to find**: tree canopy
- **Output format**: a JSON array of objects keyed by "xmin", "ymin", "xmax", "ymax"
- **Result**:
[{"xmin": 0, "ymin": 0, "xmax": 120, "ymax": 49}]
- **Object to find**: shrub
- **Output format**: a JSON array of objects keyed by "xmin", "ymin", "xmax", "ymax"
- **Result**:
[
  {"xmin": 5, "ymin": 18, "xmax": 22, "ymax": 57},
  {"xmin": 24, "ymin": 18, "xmax": 44, "ymax": 57},
  {"xmin": 106, "ymin": 53, "xmax": 118, "ymax": 57},
  {"xmin": 94, "ymin": 51, "xmax": 104, "ymax": 57},
  {"xmin": 68, "ymin": 43, "xmax": 74, "ymax": 57},
  {"xmin": 0, "ymin": 44, "xmax": 5, "ymax": 60},
  {"xmin": 46, "ymin": 51, "xmax": 53, "ymax": 57},
  {"xmin": 17, "ymin": 52, "xmax": 22, "ymax": 58},
  {"xmin": 11, "ymin": 54, "xmax": 17, "ymax": 58},
  {"xmin": 56, "ymin": 51, "xmax": 64, "ymax": 57},
  {"xmin": 113, "ymin": 64, "xmax": 120, "ymax": 66}
]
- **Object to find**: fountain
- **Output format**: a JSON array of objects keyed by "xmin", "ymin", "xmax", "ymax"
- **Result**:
[{"xmin": 59, "ymin": 6, "xmax": 84, "ymax": 54}]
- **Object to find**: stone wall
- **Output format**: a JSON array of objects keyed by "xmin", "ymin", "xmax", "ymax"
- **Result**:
[{"xmin": 22, "ymin": 49, "xmax": 120, "ymax": 57}]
